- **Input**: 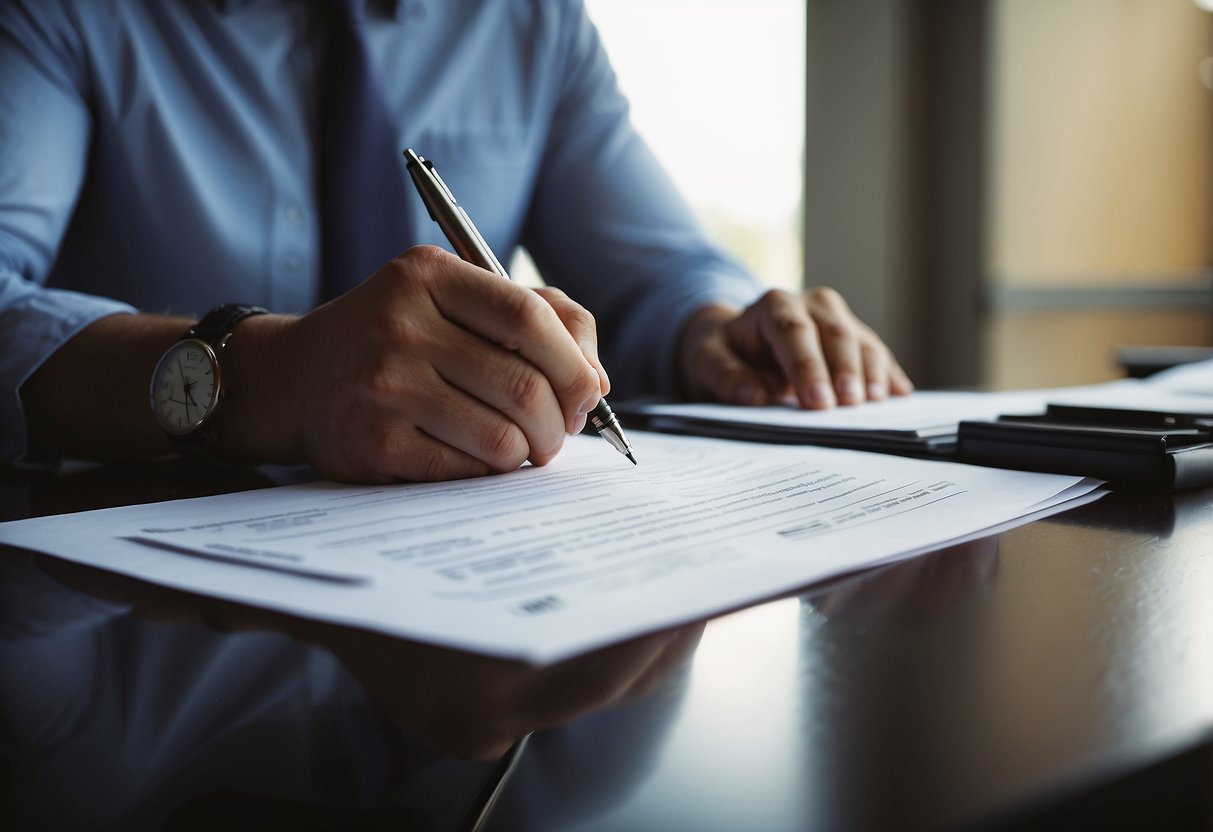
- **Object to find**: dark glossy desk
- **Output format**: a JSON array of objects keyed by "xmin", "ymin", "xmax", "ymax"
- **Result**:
[{"xmin": 1, "ymin": 461, "xmax": 1210, "ymax": 831}]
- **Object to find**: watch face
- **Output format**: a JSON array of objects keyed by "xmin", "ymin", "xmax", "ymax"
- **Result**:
[{"xmin": 150, "ymin": 339, "xmax": 221, "ymax": 435}]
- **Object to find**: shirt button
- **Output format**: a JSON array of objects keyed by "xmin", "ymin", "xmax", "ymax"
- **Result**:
[{"xmin": 284, "ymin": 204, "xmax": 304, "ymax": 224}]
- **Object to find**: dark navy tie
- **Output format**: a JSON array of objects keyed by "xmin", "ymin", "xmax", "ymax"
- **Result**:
[{"xmin": 315, "ymin": 0, "xmax": 410, "ymax": 301}]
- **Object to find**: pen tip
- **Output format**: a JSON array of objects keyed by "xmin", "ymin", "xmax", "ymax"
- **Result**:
[{"xmin": 626, "ymin": 452, "xmax": 637, "ymax": 465}]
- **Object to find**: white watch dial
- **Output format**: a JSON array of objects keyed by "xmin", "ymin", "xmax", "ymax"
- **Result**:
[{"xmin": 150, "ymin": 339, "xmax": 220, "ymax": 435}]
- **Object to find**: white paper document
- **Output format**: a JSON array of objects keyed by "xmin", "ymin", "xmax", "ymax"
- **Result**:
[
  {"xmin": 1050, "ymin": 377, "xmax": 1213, "ymax": 415},
  {"xmin": 0, "ymin": 434, "xmax": 1104, "ymax": 663},
  {"xmin": 626, "ymin": 379, "xmax": 1213, "ymax": 459},
  {"xmin": 625, "ymin": 380, "xmax": 1196, "ymax": 435},
  {"xmin": 1141, "ymin": 357, "xmax": 1213, "ymax": 395},
  {"xmin": 628, "ymin": 389, "xmax": 1045, "ymax": 434}
]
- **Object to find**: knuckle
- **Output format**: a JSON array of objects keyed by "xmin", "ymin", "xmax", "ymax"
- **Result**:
[
  {"xmin": 422, "ymin": 446, "xmax": 454, "ymax": 482},
  {"xmin": 480, "ymin": 420, "xmax": 527, "ymax": 469},
  {"xmin": 860, "ymin": 339, "xmax": 887, "ymax": 362},
  {"xmin": 816, "ymin": 317, "xmax": 852, "ymax": 342},
  {"xmin": 772, "ymin": 312, "xmax": 809, "ymax": 336},
  {"xmin": 504, "ymin": 363, "xmax": 547, "ymax": 410},
  {"xmin": 528, "ymin": 426, "xmax": 565, "ymax": 465},
  {"xmin": 564, "ymin": 304, "xmax": 595, "ymax": 334},
  {"xmin": 381, "ymin": 246, "xmax": 450, "ymax": 293},
  {"xmin": 500, "ymin": 289, "xmax": 549, "ymax": 333},
  {"xmin": 361, "ymin": 360, "xmax": 398, "ymax": 400},
  {"xmin": 538, "ymin": 285, "xmax": 570, "ymax": 304},
  {"xmin": 361, "ymin": 351, "xmax": 410, "ymax": 400},
  {"xmin": 374, "ymin": 312, "xmax": 421, "ymax": 351},
  {"xmin": 805, "ymin": 286, "xmax": 847, "ymax": 311},
  {"xmin": 757, "ymin": 288, "xmax": 788, "ymax": 310},
  {"xmin": 396, "ymin": 244, "xmax": 449, "ymax": 273},
  {"xmin": 571, "ymin": 362, "xmax": 601, "ymax": 402},
  {"xmin": 552, "ymin": 362, "xmax": 600, "ymax": 412}
]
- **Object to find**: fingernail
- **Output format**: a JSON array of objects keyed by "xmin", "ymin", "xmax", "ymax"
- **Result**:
[
  {"xmin": 811, "ymin": 382, "xmax": 836, "ymax": 409},
  {"xmin": 838, "ymin": 376, "xmax": 863, "ymax": 405},
  {"xmin": 569, "ymin": 411, "xmax": 588, "ymax": 436},
  {"xmin": 867, "ymin": 382, "xmax": 888, "ymax": 401}
]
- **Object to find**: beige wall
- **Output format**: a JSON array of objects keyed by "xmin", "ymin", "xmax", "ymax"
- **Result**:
[
  {"xmin": 986, "ymin": 0, "xmax": 1213, "ymax": 386},
  {"xmin": 985, "ymin": 308, "xmax": 1212, "ymax": 389}
]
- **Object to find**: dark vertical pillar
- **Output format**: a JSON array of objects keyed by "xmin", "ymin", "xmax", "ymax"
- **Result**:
[{"xmin": 804, "ymin": 0, "xmax": 988, "ymax": 388}]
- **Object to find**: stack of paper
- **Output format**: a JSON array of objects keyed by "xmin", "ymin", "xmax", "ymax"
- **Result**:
[
  {"xmin": 619, "ymin": 390, "xmax": 1054, "ymax": 455},
  {"xmin": 621, "ymin": 373, "xmax": 1213, "ymax": 457}
]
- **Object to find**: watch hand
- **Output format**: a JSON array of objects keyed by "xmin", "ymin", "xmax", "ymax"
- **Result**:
[{"xmin": 185, "ymin": 387, "xmax": 204, "ymax": 421}]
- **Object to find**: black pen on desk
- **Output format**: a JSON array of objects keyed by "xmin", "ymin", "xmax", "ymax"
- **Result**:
[{"xmin": 403, "ymin": 148, "xmax": 636, "ymax": 465}]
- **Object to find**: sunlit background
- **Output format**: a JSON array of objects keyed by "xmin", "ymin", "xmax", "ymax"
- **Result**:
[
  {"xmin": 520, "ymin": 0, "xmax": 1213, "ymax": 392},
  {"xmin": 587, "ymin": 0, "xmax": 805, "ymax": 293},
  {"xmin": 513, "ymin": 0, "xmax": 805, "ymax": 294}
]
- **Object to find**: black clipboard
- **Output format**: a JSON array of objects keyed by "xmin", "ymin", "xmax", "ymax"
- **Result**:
[{"xmin": 957, "ymin": 405, "xmax": 1213, "ymax": 493}]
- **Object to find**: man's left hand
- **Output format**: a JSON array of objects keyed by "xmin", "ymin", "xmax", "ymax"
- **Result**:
[{"xmin": 678, "ymin": 288, "xmax": 914, "ymax": 409}]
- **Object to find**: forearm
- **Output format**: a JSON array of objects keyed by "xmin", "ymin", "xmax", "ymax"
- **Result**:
[
  {"xmin": 20, "ymin": 312, "xmax": 297, "ymax": 464},
  {"xmin": 22, "ymin": 314, "xmax": 189, "ymax": 461},
  {"xmin": 675, "ymin": 302, "xmax": 742, "ymax": 400}
]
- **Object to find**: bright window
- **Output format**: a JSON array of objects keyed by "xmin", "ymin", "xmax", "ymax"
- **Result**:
[{"xmin": 514, "ymin": 1, "xmax": 806, "ymax": 292}]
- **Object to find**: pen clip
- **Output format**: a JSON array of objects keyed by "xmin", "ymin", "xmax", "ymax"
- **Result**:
[
  {"xmin": 403, "ymin": 148, "xmax": 511, "ymax": 279},
  {"xmin": 404, "ymin": 149, "xmax": 457, "ymax": 223},
  {"xmin": 422, "ymin": 159, "xmax": 459, "ymax": 204}
]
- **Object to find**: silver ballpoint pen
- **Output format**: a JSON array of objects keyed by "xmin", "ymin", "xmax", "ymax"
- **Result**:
[{"xmin": 403, "ymin": 148, "xmax": 636, "ymax": 465}]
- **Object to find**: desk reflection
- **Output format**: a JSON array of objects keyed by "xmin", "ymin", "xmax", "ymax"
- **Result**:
[
  {"xmin": 3, "ymin": 463, "xmax": 1211, "ymax": 831},
  {"xmin": 0, "ymin": 551, "xmax": 701, "ymax": 831},
  {"xmin": 804, "ymin": 538, "xmax": 1001, "ymax": 629}
]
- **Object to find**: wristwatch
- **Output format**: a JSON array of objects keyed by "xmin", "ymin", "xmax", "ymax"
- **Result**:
[{"xmin": 149, "ymin": 303, "xmax": 268, "ymax": 457}]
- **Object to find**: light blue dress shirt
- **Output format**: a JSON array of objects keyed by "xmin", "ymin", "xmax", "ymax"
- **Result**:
[{"xmin": 0, "ymin": 0, "xmax": 762, "ymax": 463}]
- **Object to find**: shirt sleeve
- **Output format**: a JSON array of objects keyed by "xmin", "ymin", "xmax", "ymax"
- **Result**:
[
  {"xmin": 521, "ymin": 0, "xmax": 764, "ymax": 401},
  {"xmin": 0, "ymin": 4, "xmax": 135, "ymax": 464}
]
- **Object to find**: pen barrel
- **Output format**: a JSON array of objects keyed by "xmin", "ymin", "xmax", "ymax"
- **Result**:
[
  {"xmin": 589, "ymin": 400, "xmax": 632, "ymax": 456},
  {"xmin": 444, "ymin": 206, "xmax": 509, "ymax": 278}
]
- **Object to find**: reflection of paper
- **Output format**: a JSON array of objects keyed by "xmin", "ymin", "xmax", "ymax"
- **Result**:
[{"xmin": 0, "ymin": 434, "xmax": 1103, "ymax": 663}]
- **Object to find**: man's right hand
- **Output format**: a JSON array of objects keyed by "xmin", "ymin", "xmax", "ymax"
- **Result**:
[
  {"xmin": 23, "ymin": 246, "xmax": 607, "ymax": 484},
  {"xmin": 225, "ymin": 246, "xmax": 608, "ymax": 483}
]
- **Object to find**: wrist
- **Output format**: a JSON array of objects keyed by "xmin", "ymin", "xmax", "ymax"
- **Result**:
[
  {"xmin": 676, "ymin": 302, "xmax": 739, "ymax": 400},
  {"xmin": 208, "ymin": 313, "xmax": 301, "ymax": 463}
]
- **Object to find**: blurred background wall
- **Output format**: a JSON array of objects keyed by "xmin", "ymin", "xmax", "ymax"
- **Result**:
[{"xmin": 985, "ymin": 0, "xmax": 1213, "ymax": 388}]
